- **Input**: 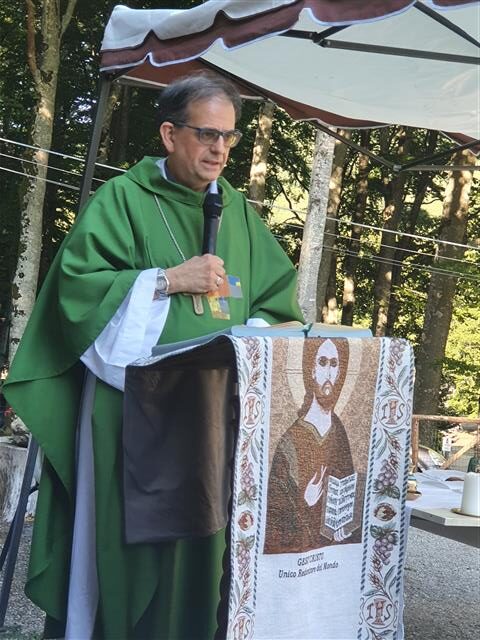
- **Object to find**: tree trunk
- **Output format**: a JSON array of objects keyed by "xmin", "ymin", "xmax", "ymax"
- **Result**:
[
  {"xmin": 386, "ymin": 132, "xmax": 438, "ymax": 334},
  {"xmin": 414, "ymin": 149, "xmax": 476, "ymax": 416},
  {"xmin": 248, "ymin": 100, "xmax": 275, "ymax": 214},
  {"xmin": 8, "ymin": 1, "xmax": 77, "ymax": 444},
  {"xmin": 341, "ymin": 132, "xmax": 370, "ymax": 325},
  {"xmin": 371, "ymin": 128, "xmax": 411, "ymax": 336},
  {"xmin": 9, "ymin": 0, "xmax": 77, "ymax": 364},
  {"xmin": 324, "ymin": 249, "xmax": 338, "ymax": 324},
  {"xmin": 316, "ymin": 131, "xmax": 350, "ymax": 320},
  {"xmin": 385, "ymin": 178, "xmax": 429, "ymax": 334},
  {"xmin": 98, "ymin": 82, "xmax": 123, "ymax": 164},
  {"xmin": 297, "ymin": 129, "xmax": 336, "ymax": 322}
]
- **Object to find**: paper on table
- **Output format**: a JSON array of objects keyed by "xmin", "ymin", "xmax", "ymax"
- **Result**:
[
  {"xmin": 419, "ymin": 469, "xmax": 465, "ymax": 484},
  {"xmin": 407, "ymin": 473, "xmax": 463, "ymax": 514}
]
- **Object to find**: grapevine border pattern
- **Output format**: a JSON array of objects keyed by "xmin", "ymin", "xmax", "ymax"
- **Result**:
[
  {"xmin": 226, "ymin": 336, "xmax": 272, "ymax": 640},
  {"xmin": 358, "ymin": 338, "xmax": 414, "ymax": 640}
]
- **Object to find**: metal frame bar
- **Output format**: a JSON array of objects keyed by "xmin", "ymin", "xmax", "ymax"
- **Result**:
[
  {"xmin": 77, "ymin": 75, "xmax": 113, "ymax": 210},
  {"xmin": 400, "ymin": 164, "xmax": 480, "ymax": 172},
  {"xmin": 413, "ymin": 1, "xmax": 480, "ymax": 49},
  {"xmin": 311, "ymin": 123, "xmax": 480, "ymax": 173},
  {"xmin": 312, "ymin": 122, "xmax": 396, "ymax": 169},
  {"xmin": 282, "ymin": 26, "xmax": 349, "ymax": 41},
  {"xmin": 317, "ymin": 39, "xmax": 480, "ymax": 65},
  {"xmin": 400, "ymin": 137, "xmax": 480, "ymax": 169},
  {"xmin": 0, "ymin": 439, "xmax": 39, "ymax": 630}
]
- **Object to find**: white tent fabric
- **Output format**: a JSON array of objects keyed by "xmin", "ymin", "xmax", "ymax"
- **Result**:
[{"xmin": 100, "ymin": 1, "xmax": 480, "ymax": 138}]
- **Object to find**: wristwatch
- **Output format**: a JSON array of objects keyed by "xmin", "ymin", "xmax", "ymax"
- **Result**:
[{"xmin": 154, "ymin": 268, "xmax": 170, "ymax": 300}]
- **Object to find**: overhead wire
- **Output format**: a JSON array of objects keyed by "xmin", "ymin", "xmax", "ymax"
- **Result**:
[
  {"xmin": 2, "ymin": 134, "xmax": 479, "ymax": 254},
  {"xmin": 2, "ymin": 160, "xmax": 479, "ymax": 279},
  {"xmin": 3, "ymin": 161, "xmax": 478, "ymax": 282},
  {"xmin": 276, "ymin": 222, "xmax": 479, "ymax": 266},
  {"xmin": 0, "ymin": 136, "xmax": 125, "ymax": 173},
  {"xmin": 270, "ymin": 234, "xmax": 480, "ymax": 283},
  {"xmin": 320, "ymin": 245, "xmax": 480, "ymax": 282},
  {"xmin": 1, "ymin": 136, "xmax": 479, "ymax": 271},
  {"xmin": 0, "ymin": 151, "xmax": 108, "ymax": 184},
  {"xmin": 257, "ymin": 199, "xmax": 480, "ymax": 253},
  {"xmin": 0, "ymin": 165, "xmax": 81, "ymax": 192},
  {"xmin": 323, "ymin": 231, "xmax": 480, "ymax": 266}
]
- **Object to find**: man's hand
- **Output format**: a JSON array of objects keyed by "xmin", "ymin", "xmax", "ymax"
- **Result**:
[
  {"xmin": 304, "ymin": 466, "xmax": 327, "ymax": 507},
  {"xmin": 166, "ymin": 255, "xmax": 226, "ymax": 295}
]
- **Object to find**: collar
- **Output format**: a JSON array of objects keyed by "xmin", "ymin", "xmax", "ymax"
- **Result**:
[{"xmin": 155, "ymin": 158, "xmax": 219, "ymax": 194}]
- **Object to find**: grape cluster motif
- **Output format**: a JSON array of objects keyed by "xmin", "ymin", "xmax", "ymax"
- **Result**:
[
  {"xmin": 236, "ymin": 536, "xmax": 255, "ymax": 577},
  {"xmin": 244, "ymin": 337, "xmax": 259, "ymax": 360},
  {"xmin": 389, "ymin": 339, "xmax": 407, "ymax": 368},
  {"xmin": 374, "ymin": 454, "xmax": 400, "ymax": 499},
  {"xmin": 371, "ymin": 526, "xmax": 398, "ymax": 566},
  {"xmin": 238, "ymin": 456, "xmax": 257, "ymax": 504}
]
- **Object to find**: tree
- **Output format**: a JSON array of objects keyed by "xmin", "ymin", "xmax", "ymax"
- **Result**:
[
  {"xmin": 297, "ymin": 129, "xmax": 335, "ymax": 321},
  {"xmin": 385, "ymin": 132, "xmax": 438, "ymax": 334},
  {"xmin": 248, "ymin": 100, "xmax": 275, "ymax": 213},
  {"xmin": 8, "ymin": 0, "xmax": 77, "ymax": 364},
  {"xmin": 341, "ymin": 132, "xmax": 370, "ymax": 325},
  {"xmin": 371, "ymin": 128, "xmax": 412, "ymax": 336},
  {"xmin": 316, "ymin": 132, "xmax": 350, "ymax": 322},
  {"xmin": 414, "ymin": 149, "xmax": 477, "ymax": 415}
]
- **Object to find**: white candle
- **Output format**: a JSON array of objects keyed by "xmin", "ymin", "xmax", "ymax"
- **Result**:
[{"xmin": 460, "ymin": 472, "xmax": 480, "ymax": 517}]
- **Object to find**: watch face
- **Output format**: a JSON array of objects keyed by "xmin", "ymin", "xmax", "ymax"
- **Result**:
[
  {"xmin": 157, "ymin": 275, "xmax": 168, "ymax": 292},
  {"xmin": 155, "ymin": 270, "xmax": 169, "ymax": 297}
]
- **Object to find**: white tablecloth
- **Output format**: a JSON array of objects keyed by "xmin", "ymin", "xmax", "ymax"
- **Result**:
[{"xmin": 406, "ymin": 469, "xmax": 465, "ymax": 516}]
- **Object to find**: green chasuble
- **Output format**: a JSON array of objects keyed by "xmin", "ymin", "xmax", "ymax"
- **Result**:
[{"xmin": 4, "ymin": 156, "xmax": 302, "ymax": 640}]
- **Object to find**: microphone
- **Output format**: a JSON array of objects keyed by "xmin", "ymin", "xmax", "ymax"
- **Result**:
[{"xmin": 202, "ymin": 188, "xmax": 223, "ymax": 255}]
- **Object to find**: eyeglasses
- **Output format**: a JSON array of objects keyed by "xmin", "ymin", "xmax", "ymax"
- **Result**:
[{"xmin": 171, "ymin": 122, "xmax": 242, "ymax": 148}]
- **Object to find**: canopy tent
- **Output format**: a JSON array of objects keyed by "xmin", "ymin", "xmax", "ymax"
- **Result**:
[{"xmin": 79, "ymin": 0, "xmax": 480, "ymax": 207}]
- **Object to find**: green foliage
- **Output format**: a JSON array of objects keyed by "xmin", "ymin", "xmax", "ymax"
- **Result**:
[{"xmin": 440, "ymin": 248, "xmax": 480, "ymax": 417}]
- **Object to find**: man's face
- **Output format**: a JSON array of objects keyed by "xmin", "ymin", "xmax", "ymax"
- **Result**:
[
  {"xmin": 160, "ymin": 96, "xmax": 236, "ymax": 192},
  {"xmin": 312, "ymin": 339, "xmax": 340, "ymax": 411}
]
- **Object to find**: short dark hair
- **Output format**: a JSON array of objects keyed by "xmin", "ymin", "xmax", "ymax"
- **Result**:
[{"xmin": 156, "ymin": 72, "xmax": 242, "ymax": 128}]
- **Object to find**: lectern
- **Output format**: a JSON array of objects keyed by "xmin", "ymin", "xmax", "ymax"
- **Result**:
[{"xmin": 124, "ymin": 330, "xmax": 414, "ymax": 640}]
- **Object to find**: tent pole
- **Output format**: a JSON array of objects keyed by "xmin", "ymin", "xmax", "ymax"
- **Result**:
[{"xmin": 77, "ymin": 75, "xmax": 113, "ymax": 211}]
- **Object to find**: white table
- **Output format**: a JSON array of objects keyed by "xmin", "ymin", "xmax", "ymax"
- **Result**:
[{"xmin": 407, "ymin": 470, "xmax": 480, "ymax": 548}]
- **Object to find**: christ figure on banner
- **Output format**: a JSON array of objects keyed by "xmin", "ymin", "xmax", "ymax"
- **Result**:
[{"xmin": 264, "ymin": 338, "xmax": 362, "ymax": 554}]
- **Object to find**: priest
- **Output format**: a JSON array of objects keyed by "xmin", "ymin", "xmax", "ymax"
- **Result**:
[{"xmin": 4, "ymin": 73, "xmax": 302, "ymax": 639}]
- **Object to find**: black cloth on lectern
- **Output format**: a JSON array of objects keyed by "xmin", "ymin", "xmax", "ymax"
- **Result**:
[{"xmin": 123, "ymin": 338, "xmax": 238, "ymax": 543}]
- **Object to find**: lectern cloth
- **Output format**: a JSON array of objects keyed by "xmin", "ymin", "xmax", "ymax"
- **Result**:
[
  {"xmin": 3, "ymin": 156, "xmax": 301, "ymax": 638},
  {"xmin": 124, "ymin": 334, "xmax": 413, "ymax": 639},
  {"xmin": 227, "ymin": 336, "xmax": 413, "ymax": 640}
]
